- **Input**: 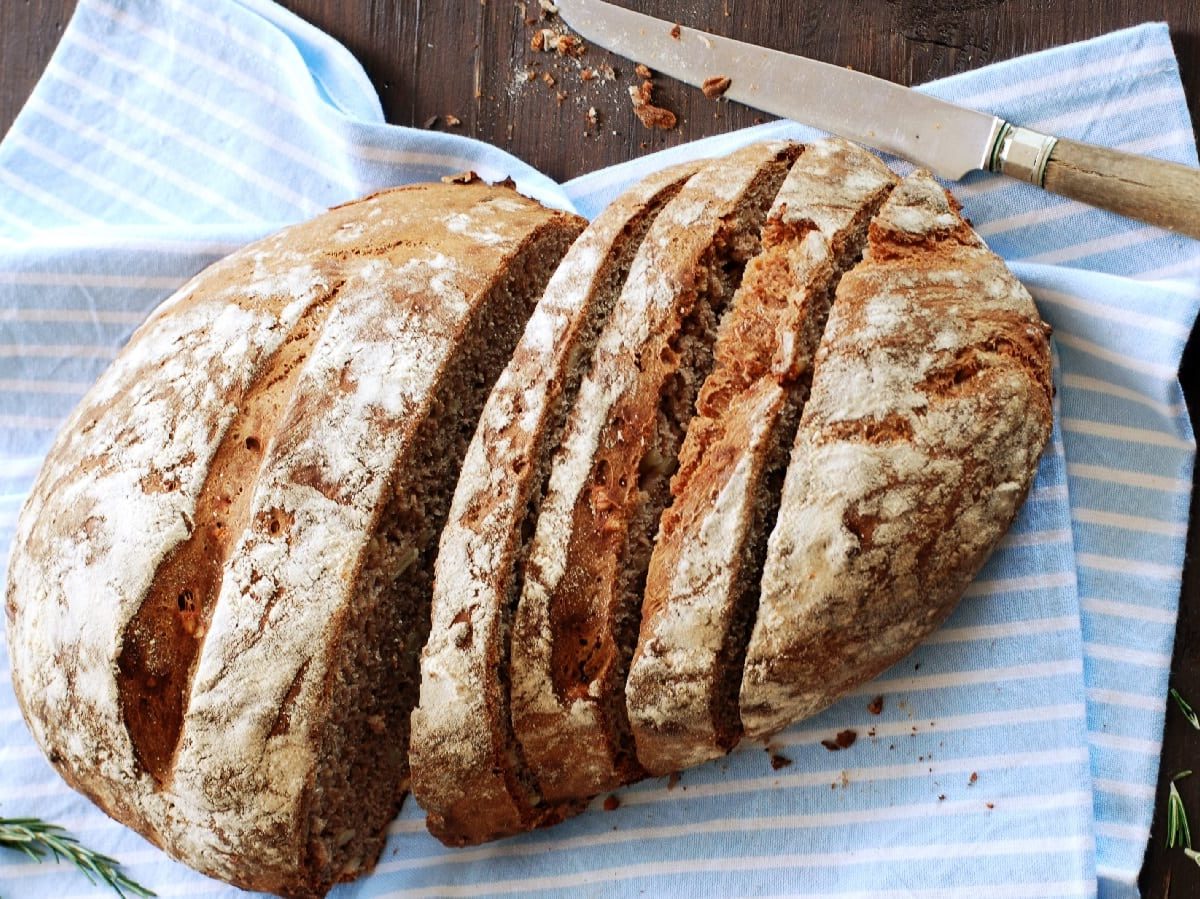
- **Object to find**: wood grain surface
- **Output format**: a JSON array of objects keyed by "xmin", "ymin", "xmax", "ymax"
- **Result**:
[
  {"xmin": 1043, "ymin": 137, "xmax": 1200, "ymax": 239},
  {"xmin": 1, "ymin": 1, "xmax": 1199, "ymax": 895}
]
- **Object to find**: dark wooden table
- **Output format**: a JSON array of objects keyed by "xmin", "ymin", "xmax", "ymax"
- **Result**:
[{"xmin": 2, "ymin": 0, "xmax": 1198, "ymax": 894}]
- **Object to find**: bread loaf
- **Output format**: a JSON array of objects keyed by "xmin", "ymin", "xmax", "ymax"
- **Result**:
[
  {"xmin": 628, "ymin": 140, "xmax": 898, "ymax": 774},
  {"xmin": 4, "ymin": 181, "xmax": 583, "ymax": 897},
  {"xmin": 6, "ymin": 147, "xmax": 1056, "ymax": 882},
  {"xmin": 510, "ymin": 141, "xmax": 801, "ymax": 801},
  {"xmin": 739, "ymin": 170, "xmax": 1053, "ymax": 737},
  {"xmin": 411, "ymin": 162, "xmax": 700, "ymax": 846}
]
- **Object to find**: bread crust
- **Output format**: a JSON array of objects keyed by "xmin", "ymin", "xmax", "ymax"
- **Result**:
[
  {"xmin": 411, "ymin": 162, "xmax": 699, "ymax": 846},
  {"xmin": 510, "ymin": 141, "xmax": 801, "ymax": 801},
  {"xmin": 4, "ymin": 182, "xmax": 581, "ymax": 896},
  {"xmin": 739, "ymin": 171, "xmax": 1054, "ymax": 738},
  {"xmin": 629, "ymin": 140, "xmax": 898, "ymax": 775}
]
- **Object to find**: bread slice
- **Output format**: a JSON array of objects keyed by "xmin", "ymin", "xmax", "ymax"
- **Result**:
[
  {"xmin": 739, "ymin": 171, "xmax": 1054, "ymax": 739},
  {"xmin": 510, "ymin": 141, "xmax": 802, "ymax": 801},
  {"xmin": 410, "ymin": 162, "xmax": 700, "ymax": 846},
  {"xmin": 5, "ymin": 181, "xmax": 583, "ymax": 898},
  {"xmin": 627, "ymin": 140, "xmax": 898, "ymax": 775}
]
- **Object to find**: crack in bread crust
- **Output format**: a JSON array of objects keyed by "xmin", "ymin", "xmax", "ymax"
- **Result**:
[{"xmin": 117, "ymin": 282, "xmax": 342, "ymax": 786}]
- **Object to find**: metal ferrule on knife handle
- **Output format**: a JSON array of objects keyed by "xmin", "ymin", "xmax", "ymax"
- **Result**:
[{"xmin": 990, "ymin": 123, "xmax": 1058, "ymax": 186}]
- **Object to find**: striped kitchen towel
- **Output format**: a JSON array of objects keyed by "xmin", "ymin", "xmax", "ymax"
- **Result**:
[{"xmin": 1, "ymin": 1, "xmax": 1197, "ymax": 897}]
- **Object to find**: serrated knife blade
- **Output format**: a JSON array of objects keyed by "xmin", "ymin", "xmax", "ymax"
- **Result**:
[{"xmin": 553, "ymin": 0, "xmax": 1200, "ymax": 238}]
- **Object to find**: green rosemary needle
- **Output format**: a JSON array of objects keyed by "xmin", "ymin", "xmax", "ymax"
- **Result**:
[
  {"xmin": 1167, "ymin": 771, "xmax": 1193, "ymax": 850},
  {"xmin": 0, "ymin": 816, "xmax": 155, "ymax": 897},
  {"xmin": 1171, "ymin": 688, "xmax": 1200, "ymax": 730}
]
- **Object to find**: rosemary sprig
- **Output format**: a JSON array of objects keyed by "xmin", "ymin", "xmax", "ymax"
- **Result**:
[
  {"xmin": 1171, "ymin": 688, "xmax": 1200, "ymax": 730},
  {"xmin": 1168, "ymin": 771, "xmax": 1193, "ymax": 850},
  {"xmin": 0, "ymin": 816, "xmax": 155, "ymax": 897}
]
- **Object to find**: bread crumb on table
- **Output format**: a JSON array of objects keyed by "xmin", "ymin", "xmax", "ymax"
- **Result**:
[
  {"xmin": 628, "ymin": 80, "xmax": 676, "ymax": 130},
  {"xmin": 701, "ymin": 75, "xmax": 732, "ymax": 99},
  {"xmin": 867, "ymin": 695, "xmax": 884, "ymax": 715},
  {"xmin": 635, "ymin": 63, "xmax": 653, "ymax": 79},
  {"xmin": 823, "ymin": 729, "xmax": 857, "ymax": 750},
  {"xmin": 555, "ymin": 34, "xmax": 585, "ymax": 56},
  {"xmin": 670, "ymin": 22, "xmax": 682, "ymax": 39},
  {"xmin": 602, "ymin": 794, "xmax": 621, "ymax": 811},
  {"xmin": 444, "ymin": 114, "xmax": 462, "ymax": 127},
  {"xmin": 533, "ymin": 28, "xmax": 585, "ymax": 57},
  {"xmin": 770, "ymin": 753, "xmax": 792, "ymax": 770}
]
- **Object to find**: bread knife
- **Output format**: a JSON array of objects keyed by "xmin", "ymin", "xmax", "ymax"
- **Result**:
[{"xmin": 554, "ymin": 0, "xmax": 1200, "ymax": 239}]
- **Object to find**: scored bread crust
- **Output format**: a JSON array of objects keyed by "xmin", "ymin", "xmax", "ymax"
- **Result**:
[
  {"xmin": 510, "ymin": 141, "xmax": 801, "ymax": 802},
  {"xmin": 411, "ymin": 161, "xmax": 700, "ymax": 846},
  {"xmin": 739, "ymin": 171, "xmax": 1054, "ymax": 738},
  {"xmin": 628, "ymin": 140, "xmax": 898, "ymax": 775},
  {"xmin": 4, "ymin": 182, "xmax": 582, "ymax": 897}
]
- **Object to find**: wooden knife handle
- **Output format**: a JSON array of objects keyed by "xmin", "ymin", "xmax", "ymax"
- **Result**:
[{"xmin": 1040, "ymin": 137, "xmax": 1200, "ymax": 239}]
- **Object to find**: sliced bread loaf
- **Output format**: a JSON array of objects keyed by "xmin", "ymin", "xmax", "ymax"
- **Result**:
[
  {"xmin": 628, "ymin": 140, "xmax": 898, "ymax": 775},
  {"xmin": 411, "ymin": 162, "xmax": 700, "ymax": 846},
  {"xmin": 510, "ymin": 141, "xmax": 801, "ymax": 801},
  {"xmin": 5, "ymin": 181, "xmax": 583, "ymax": 897},
  {"xmin": 739, "ymin": 171, "xmax": 1053, "ymax": 738}
]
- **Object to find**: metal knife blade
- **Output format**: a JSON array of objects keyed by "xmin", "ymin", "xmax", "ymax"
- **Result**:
[{"xmin": 554, "ymin": 0, "xmax": 1005, "ymax": 180}]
